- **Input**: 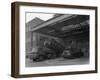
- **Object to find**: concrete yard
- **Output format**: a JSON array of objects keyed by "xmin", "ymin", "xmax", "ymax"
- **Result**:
[{"xmin": 26, "ymin": 57, "xmax": 89, "ymax": 67}]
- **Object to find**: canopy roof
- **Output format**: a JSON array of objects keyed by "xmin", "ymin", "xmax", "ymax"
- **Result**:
[{"xmin": 31, "ymin": 14, "xmax": 89, "ymax": 38}]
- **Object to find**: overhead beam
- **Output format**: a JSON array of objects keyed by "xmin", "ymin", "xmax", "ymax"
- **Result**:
[{"xmin": 31, "ymin": 15, "xmax": 76, "ymax": 32}]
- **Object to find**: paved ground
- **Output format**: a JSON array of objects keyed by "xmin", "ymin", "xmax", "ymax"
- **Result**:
[{"xmin": 25, "ymin": 57, "xmax": 89, "ymax": 67}]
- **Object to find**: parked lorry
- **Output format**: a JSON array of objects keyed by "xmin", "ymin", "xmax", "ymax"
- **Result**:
[
  {"xmin": 62, "ymin": 47, "xmax": 84, "ymax": 59},
  {"xmin": 33, "ymin": 39, "xmax": 65, "ymax": 62},
  {"xmin": 32, "ymin": 39, "xmax": 84, "ymax": 62}
]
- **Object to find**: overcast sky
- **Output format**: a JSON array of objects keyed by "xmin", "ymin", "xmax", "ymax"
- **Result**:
[{"xmin": 26, "ymin": 13, "xmax": 54, "ymax": 23}]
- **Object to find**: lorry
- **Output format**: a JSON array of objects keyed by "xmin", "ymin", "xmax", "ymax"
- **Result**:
[{"xmin": 33, "ymin": 39, "xmax": 84, "ymax": 62}]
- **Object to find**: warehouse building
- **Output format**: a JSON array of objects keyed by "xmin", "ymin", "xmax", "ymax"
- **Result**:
[{"xmin": 31, "ymin": 14, "xmax": 89, "ymax": 56}]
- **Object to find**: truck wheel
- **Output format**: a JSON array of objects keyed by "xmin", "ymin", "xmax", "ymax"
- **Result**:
[
  {"xmin": 47, "ymin": 53, "xmax": 53, "ymax": 59},
  {"xmin": 33, "ymin": 55, "xmax": 44, "ymax": 62}
]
